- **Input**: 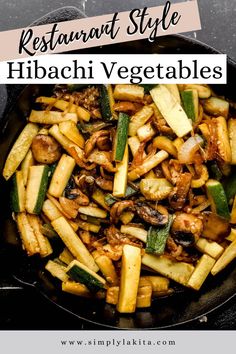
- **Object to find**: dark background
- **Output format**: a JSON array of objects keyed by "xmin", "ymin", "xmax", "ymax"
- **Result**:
[{"xmin": 0, "ymin": 0, "xmax": 236, "ymax": 330}]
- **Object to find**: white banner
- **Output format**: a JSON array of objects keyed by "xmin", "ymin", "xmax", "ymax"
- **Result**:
[
  {"xmin": 0, "ymin": 330, "xmax": 235, "ymax": 354},
  {"xmin": 0, "ymin": 54, "xmax": 227, "ymax": 84}
]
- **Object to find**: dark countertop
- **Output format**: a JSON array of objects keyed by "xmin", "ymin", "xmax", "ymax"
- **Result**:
[{"xmin": 0, "ymin": 0, "xmax": 235, "ymax": 330}]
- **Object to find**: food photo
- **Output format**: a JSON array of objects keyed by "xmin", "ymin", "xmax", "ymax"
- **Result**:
[{"xmin": 0, "ymin": 0, "xmax": 236, "ymax": 332}]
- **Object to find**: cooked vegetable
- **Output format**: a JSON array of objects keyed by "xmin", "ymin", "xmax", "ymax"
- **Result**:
[
  {"xmin": 51, "ymin": 217, "xmax": 98, "ymax": 272},
  {"xmin": 143, "ymin": 276, "xmax": 169, "ymax": 292},
  {"xmin": 16, "ymin": 212, "xmax": 40, "ymax": 256},
  {"xmin": 178, "ymin": 135, "xmax": 204, "ymax": 164},
  {"xmin": 128, "ymin": 136, "xmax": 146, "ymax": 157},
  {"xmin": 48, "ymin": 154, "xmax": 76, "ymax": 198},
  {"xmin": 146, "ymin": 217, "xmax": 173, "ymax": 255},
  {"xmin": 40, "ymin": 223, "xmax": 59, "ymax": 240},
  {"xmin": 3, "ymin": 123, "xmax": 39, "ymax": 180},
  {"xmin": 195, "ymin": 238, "xmax": 224, "ymax": 259},
  {"xmin": 120, "ymin": 211, "xmax": 134, "ymax": 224},
  {"xmin": 5, "ymin": 82, "xmax": 236, "ymax": 314},
  {"xmin": 136, "ymin": 279, "xmax": 152, "ymax": 308},
  {"xmin": 59, "ymin": 121, "xmax": 85, "ymax": 149},
  {"xmin": 99, "ymin": 85, "xmax": 113, "ymax": 120},
  {"xmin": 228, "ymin": 118, "xmax": 236, "ymax": 164},
  {"xmin": 49, "ymin": 124, "xmax": 82, "ymax": 157},
  {"xmin": 137, "ymin": 122, "xmax": 156, "ymax": 142},
  {"xmin": 26, "ymin": 165, "xmax": 49, "ymax": 214},
  {"xmin": 201, "ymin": 211, "xmax": 231, "ymax": 242},
  {"xmin": 211, "ymin": 239, "xmax": 236, "ymax": 275},
  {"xmin": 181, "ymin": 89, "xmax": 198, "ymax": 122},
  {"xmin": 10, "ymin": 171, "xmax": 26, "ymax": 212},
  {"xmin": 31, "ymin": 134, "xmax": 62, "ymax": 164},
  {"xmin": 36, "ymin": 96, "xmax": 90, "ymax": 121},
  {"xmin": 128, "ymin": 150, "xmax": 169, "ymax": 181},
  {"xmin": 114, "ymin": 84, "xmax": 144, "ymax": 102},
  {"xmin": 120, "ymin": 225, "xmax": 147, "ymax": 243},
  {"xmin": 114, "ymin": 113, "xmax": 129, "ymax": 161},
  {"xmin": 206, "ymin": 179, "xmax": 230, "ymax": 219},
  {"xmin": 214, "ymin": 116, "xmax": 231, "ymax": 163},
  {"xmin": 92, "ymin": 250, "xmax": 118, "ymax": 285},
  {"xmin": 208, "ymin": 161, "xmax": 223, "ymax": 181},
  {"xmin": 128, "ymin": 105, "xmax": 153, "ymax": 136},
  {"xmin": 78, "ymin": 205, "xmax": 107, "ymax": 218},
  {"xmin": 66, "ymin": 259, "xmax": 106, "ymax": 292},
  {"xmin": 59, "ymin": 248, "xmax": 75, "ymax": 265},
  {"xmin": 226, "ymin": 228, "xmax": 236, "ymax": 242},
  {"xmin": 153, "ymin": 136, "xmax": 177, "ymax": 157},
  {"xmin": 20, "ymin": 149, "xmax": 34, "ymax": 185},
  {"xmin": 29, "ymin": 110, "xmax": 78, "ymax": 124},
  {"xmin": 180, "ymin": 84, "xmax": 211, "ymax": 98},
  {"xmin": 45, "ymin": 260, "xmax": 69, "ymax": 282},
  {"xmin": 92, "ymin": 188, "xmax": 110, "ymax": 211},
  {"xmin": 142, "ymin": 254, "xmax": 194, "ymax": 286},
  {"xmin": 150, "ymin": 85, "xmax": 192, "ymax": 138},
  {"xmin": 62, "ymin": 281, "xmax": 91, "ymax": 297},
  {"xmin": 117, "ymin": 244, "xmax": 141, "ymax": 313},
  {"xmin": 188, "ymin": 254, "xmax": 216, "ymax": 290},
  {"xmin": 113, "ymin": 144, "xmax": 128, "ymax": 197},
  {"xmin": 28, "ymin": 215, "xmax": 52, "ymax": 257},
  {"xmin": 140, "ymin": 178, "xmax": 173, "ymax": 201},
  {"xmin": 231, "ymin": 196, "xmax": 236, "ymax": 224},
  {"xmin": 106, "ymin": 286, "xmax": 119, "ymax": 305},
  {"xmin": 163, "ymin": 84, "xmax": 180, "ymax": 103},
  {"xmin": 203, "ymin": 97, "xmax": 229, "ymax": 118}
]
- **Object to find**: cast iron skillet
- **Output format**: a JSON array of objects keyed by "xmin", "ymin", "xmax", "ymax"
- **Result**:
[{"xmin": 1, "ymin": 7, "xmax": 236, "ymax": 329}]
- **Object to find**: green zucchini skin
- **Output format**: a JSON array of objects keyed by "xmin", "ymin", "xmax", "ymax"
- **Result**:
[
  {"xmin": 146, "ymin": 216, "xmax": 173, "ymax": 255},
  {"xmin": 181, "ymin": 91, "xmax": 195, "ymax": 121},
  {"xmin": 67, "ymin": 265, "xmax": 104, "ymax": 292},
  {"xmin": 208, "ymin": 161, "xmax": 223, "ymax": 181},
  {"xmin": 115, "ymin": 113, "xmax": 130, "ymax": 161},
  {"xmin": 10, "ymin": 173, "xmax": 20, "ymax": 212},
  {"xmin": 206, "ymin": 180, "xmax": 230, "ymax": 220},
  {"xmin": 99, "ymin": 85, "xmax": 112, "ymax": 121},
  {"xmin": 33, "ymin": 165, "xmax": 50, "ymax": 214}
]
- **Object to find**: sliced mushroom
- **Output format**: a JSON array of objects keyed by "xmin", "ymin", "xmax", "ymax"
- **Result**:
[
  {"xmin": 95, "ymin": 177, "xmax": 113, "ymax": 191},
  {"xmin": 31, "ymin": 134, "xmax": 62, "ymax": 164},
  {"xmin": 135, "ymin": 202, "xmax": 168, "ymax": 226},
  {"xmin": 59, "ymin": 197, "xmax": 79, "ymax": 219},
  {"xmin": 171, "ymin": 212, "xmax": 203, "ymax": 244},
  {"xmin": 110, "ymin": 200, "xmax": 134, "ymax": 224}
]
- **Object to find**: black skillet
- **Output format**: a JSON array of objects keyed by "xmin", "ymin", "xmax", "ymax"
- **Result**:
[{"xmin": 0, "ymin": 6, "xmax": 236, "ymax": 330}]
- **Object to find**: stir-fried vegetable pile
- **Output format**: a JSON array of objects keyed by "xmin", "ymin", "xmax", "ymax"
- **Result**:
[{"xmin": 3, "ymin": 83, "xmax": 236, "ymax": 313}]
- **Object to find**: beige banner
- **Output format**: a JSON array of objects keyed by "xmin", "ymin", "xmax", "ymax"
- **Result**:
[{"xmin": 0, "ymin": 1, "xmax": 201, "ymax": 61}]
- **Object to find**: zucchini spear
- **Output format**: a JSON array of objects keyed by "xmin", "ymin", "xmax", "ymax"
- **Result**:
[
  {"xmin": 114, "ymin": 113, "xmax": 129, "ymax": 161},
  {"xmin": 150, "ymin": 85, "xmax": 192, "ymax": 138}
]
